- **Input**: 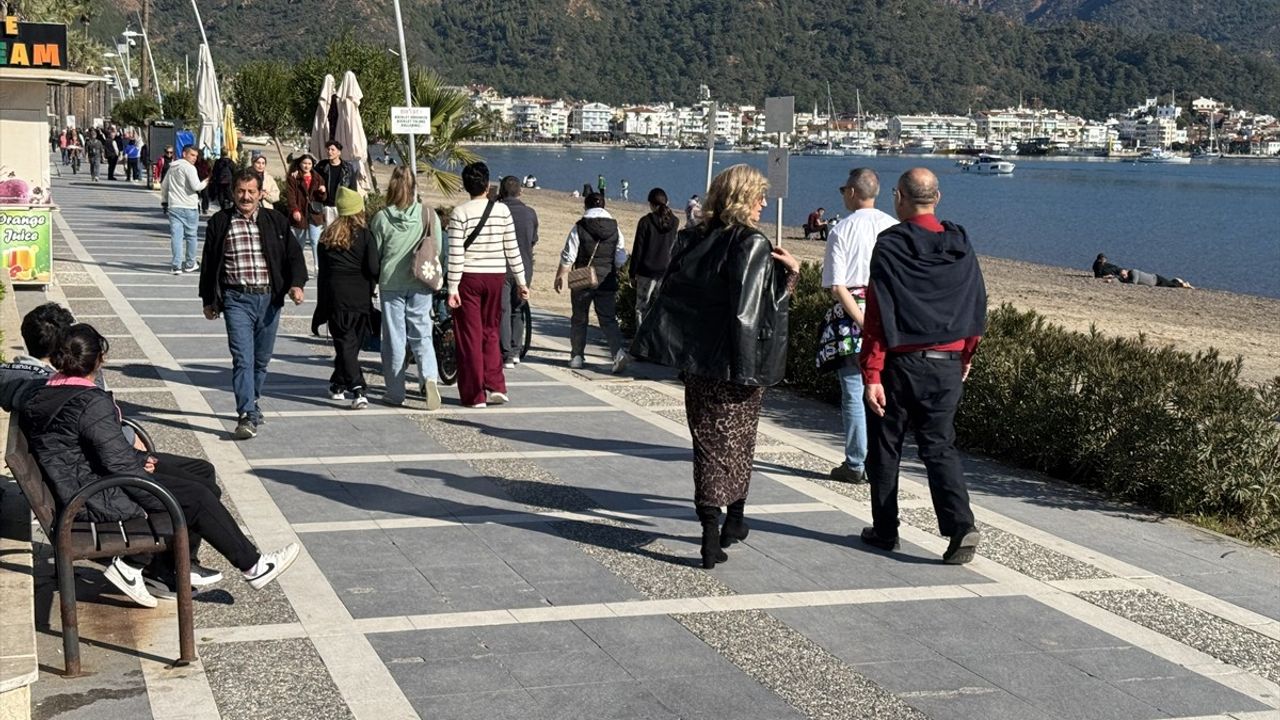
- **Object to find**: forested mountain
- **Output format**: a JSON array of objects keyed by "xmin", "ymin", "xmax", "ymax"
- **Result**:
[
  {"xmin": 941, "ymin": 0, "xmax": 1280, "ymax": 60},
  {"xmin": 109, "ymin": 0, "xmax": 1280, "ymax": 119}
]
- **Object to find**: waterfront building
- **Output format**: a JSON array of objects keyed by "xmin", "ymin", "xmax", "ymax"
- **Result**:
[
  {"xmin": 1134, "ymin": 116, "xmax": 1184, "ymax": 148},
  {"xmin": 888, "ymin": 114, "xmax": 977, "ymax": 146},
  {"xmin": 974, "ymin": 107, "xmax": 1085, "ymax": 145},
  {"xmin": 621, "ymin": 105, "xmax": 676, "ymax": 140},
  {"xmin": 570, "ymin": 102, "xmax": 614, "ymax": 139}
]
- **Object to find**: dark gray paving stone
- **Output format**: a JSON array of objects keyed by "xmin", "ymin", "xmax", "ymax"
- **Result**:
[
  {"xmin": 384, "ymin": 654, "xmax": 520, "ymax": 698},
  {"xmin": 526, "ymin": 681, "xmax": 680, "ymax": 720},
  {"xmin": 534, "ymin": 577, "xmax": 645, "ymax": 606},
  {"xmin": 224, "ymin": 414, "xmax": 449, "ymax": 460},
  {"xmin": 1015, "ymin": 679, "xmax": 1166, "ymax": 720},
  {"xmin": 948, "ymin": 596, "xmax": 1128, "ymax": 651},
  {"xmin": 446, "ymin": 410, "xmax": 691, "ymax": 456},
  {"xmin": 492, "ymin": 382, "xmax": 609, "ymax": 407},
  {"xmin": 852, "ymin": 656, "xmax": 996, "ymax": 694},
  {"xmin": 770, "ymin": 606, "xmax": 941, "ymax": 664},
  {"xmin": 470, "ymin": 621, "xmax": 597, "ymax": 654},
  {"xmin": 200, "ymin": 638, "xmax": 353, "ymax": 720},
  {"xmin": 499, "ymin": 647, "xmax": 633, "ymax": 688},
  {"xmin": 326, "ymin": 567, "xmax": 451, "ymax": 619},
  {"xmin": 1116, "ymin": 675, "xmax": 1272, "ymax": 716},
  {"xmin": 1048, "ymin": 647, "xmax": 1195, "ymax": 682},
  {"xmin": 404, "ymin": 689, "xmax": 549, "ymax": 720},
  {"xmin": 639, "ymin": 676, "xmax": 808, "ymax": 720},
  {"xmin": 575, "ymin": 615, "xmax": 741, "ymax": 680},
  {"xmin": 368, "ymin": 627, "xmax": 488, "ymax": 661},
  {"xmin": 903, "ymin": 689, "xmax": 1055, "ymax": 720},
  {"xmin": 859, "ymin": 600, "xmax": 1042, "ymax": 658},
  {"xmin": 303, "ymin": 530, "xmax": 418, "ymax": 576},
  {"xmin": 387, "ymin": 526, "xmax": 506, "ymax": 569},
  {"xmin": 254, "ymin": 467, "xmax": 373, "ymax": 524},
  {"xmin": 952, "ymin": 651, "xmax": 1095, "ymax": 691}
]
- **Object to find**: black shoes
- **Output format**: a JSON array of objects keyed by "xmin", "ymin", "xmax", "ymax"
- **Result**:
[
  {"xmin": 829, "ymin": 465, "xmax": 868, "ymax": 484},
  {"xmin": 233, "ymin": 414, "xmax": 257, "ymax": 440},
  {"xmin": 943, "ymin": 527, "xmax": 981, "ymax": 565},
  {"xmin": 859, "ymin": 526, "xmax": 900, "ymax": 551},
  {"xmin": 696, "ymin": 506, "xmax": 729, "ymax": 569},
  {"xmin": 720, "ymin": 499, "xmax": 749, "ymax": 549}
]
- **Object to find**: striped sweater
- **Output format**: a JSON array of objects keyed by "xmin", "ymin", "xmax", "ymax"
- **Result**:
[{"xmin": 446, "ymin": 197, "xmax": 526, "ymax": 292}]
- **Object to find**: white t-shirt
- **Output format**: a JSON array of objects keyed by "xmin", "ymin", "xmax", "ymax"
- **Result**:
[{"xmin": 822, "ymin": 207, "xmax": 898, "ymax": 288}]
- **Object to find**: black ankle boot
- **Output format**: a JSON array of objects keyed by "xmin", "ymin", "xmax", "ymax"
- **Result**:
[
  {"xmin": 720, "ymin": 499, "xmax": 749, "ymax": 548},
  {"xmin": 696, "ymin": 505, "xmax": 729, "ymax": 569}
]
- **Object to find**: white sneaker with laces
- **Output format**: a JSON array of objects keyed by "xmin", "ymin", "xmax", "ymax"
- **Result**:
[
  {"xmin": 612, "ymin": 350, "xmax": 630, "ymax": 375},
  {"xmin": 351, "ymin": 394, "xmax": 368, "ymax": 410},
  {"xmin": 244, "ymin": 543, "xmax": 300, "ymax": 590},
  {"xmin": 486, "ymin": 390, "xmax": 509, "ymax": 405},
  {"xmin": 423, "ymin": 379, "xmax": 442, "ymax": 411},
  {"xmin": 104, "ymin": 557, "xmax": 158, "ymax": 608},
  {"xmin": 568, "ymin": 355, "xmax": 585, "ymax": 369}
]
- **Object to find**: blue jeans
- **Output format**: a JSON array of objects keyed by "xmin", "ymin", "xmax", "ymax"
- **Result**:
[
  {"xmin": 292, "ymin": 225, "xmax": 321, "ymax": 269},
  {"xmin": 380, "ymin": 288, "xmax": 437, "ymax": 403},
  {"xmin": 839, "ymin": 364, "xmax": 868, "ymax": 471},
  {"xmin": 168, "ymin": 207, "xmax": 199, "ymax": 270},
  {"xmin": 222, "ymin": 289, "xmax": 281, "ymax": 422}
]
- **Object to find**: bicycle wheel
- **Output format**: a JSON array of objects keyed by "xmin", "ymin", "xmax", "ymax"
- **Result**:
[
  {"xmin": 434, "ymin": 318, "xmax": 458, "ymax": 386},
  {"xmin": 519, "ymin": 302, "xmax": 532, "ymax": 360}
]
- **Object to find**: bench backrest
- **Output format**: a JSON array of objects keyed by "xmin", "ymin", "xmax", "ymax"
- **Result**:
[{"xmin": 5, "ymin": 423, "xmax": 56, "ymax": 536}]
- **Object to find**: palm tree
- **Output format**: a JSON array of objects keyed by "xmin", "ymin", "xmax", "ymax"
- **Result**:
[{"xmin": 381, "ymin": 68, "xmax": 490, "ymax": 195}]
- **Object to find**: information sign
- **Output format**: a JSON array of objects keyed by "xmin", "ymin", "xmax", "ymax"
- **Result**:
[{"xmin": 391, "ymin": 106, "xmax": 432, "ymax": 135}]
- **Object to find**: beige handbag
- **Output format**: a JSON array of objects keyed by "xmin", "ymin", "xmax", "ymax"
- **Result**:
[{"xmin": 567, "ymin": 239, "xmax": 601, "ymax": 291}]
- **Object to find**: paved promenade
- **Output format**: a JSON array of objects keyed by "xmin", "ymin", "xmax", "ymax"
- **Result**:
[{"xmin": 9, "ymin": 171, "xmax": 1280, "ymax": 720}]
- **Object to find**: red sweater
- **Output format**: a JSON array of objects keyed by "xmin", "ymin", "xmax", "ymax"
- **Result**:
[{"xmin": 860, "ymin": 214, "xmax": 981, "ymax": 384}]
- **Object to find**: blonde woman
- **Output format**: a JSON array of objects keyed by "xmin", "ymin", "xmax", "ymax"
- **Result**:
[
  {"xmin": 313, "ymin": 187, "xmax": 380, "ymax": 409},
  {"xmin": 370, "ymin": 165, "xmax": 444, "ymax": 408},
  {"xmin": 632, "ymin": 164, "xmax": 800, "ymax": 569}
]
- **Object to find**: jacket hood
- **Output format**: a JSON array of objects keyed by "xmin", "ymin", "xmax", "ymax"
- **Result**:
[
  {"xmin": 650, "ymin": 209, "xmax": 679, "ymax": 234},
  {"xmin": 381, "ymin": 202, "xmax": 422, "ymax": 230}
]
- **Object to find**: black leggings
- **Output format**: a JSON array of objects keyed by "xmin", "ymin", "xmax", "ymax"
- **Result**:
[{"xmin": 148, "ymin": 452, "xmax": 259, "ymax": 571}]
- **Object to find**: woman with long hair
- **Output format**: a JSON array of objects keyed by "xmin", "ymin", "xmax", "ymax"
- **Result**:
[
  {"xmin": 632, "ymin": 164, "xmax": 800, "ymax": 569},
  {"xmin": 630, "ymin": 187, "xmax": 680, "ymax": 326},
  {"xmin": 19, "ymin": 324, "xmax": 298, "ymax": 606},
  {"xmin": 313, "ymin": 187, "xmax": 380, "ymax": 408},
  {"xmin": 369, "ymin": 165, "xmax": 443, "ymax": 408},
  {"xmin": 252, "ymin": 154, "xmax": 282, "ymax": 210},
  {"xmin": 286, "ymin": 153, "xmax": 326, "ymax": 268}
]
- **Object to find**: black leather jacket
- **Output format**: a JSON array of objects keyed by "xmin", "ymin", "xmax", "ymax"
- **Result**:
[{"xmin": 632, "ymin": 223, "xmax": 792, "ymax": 386}]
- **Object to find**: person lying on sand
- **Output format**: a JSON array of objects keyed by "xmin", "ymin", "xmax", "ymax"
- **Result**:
[{"xmin": 1093, "ymin": 253, "xmax": 1193, "ymax": 288}]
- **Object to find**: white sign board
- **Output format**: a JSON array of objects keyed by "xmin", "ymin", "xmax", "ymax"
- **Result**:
[
  {"xmin": 764, "ymin": 96, "xmax": 794, "ymax": 135},
  {"xmin": 767, "ymin": 149, "xmax": 789, "ymax": 199},
  {"xmin": 391, "ymin": 106, "xmax": 432, "ymax": 135}
]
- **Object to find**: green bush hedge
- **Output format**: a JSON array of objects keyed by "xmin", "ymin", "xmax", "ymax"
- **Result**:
[{"xmin": 617, "ymin": 259, "xmax": 1280, "ymax": 542}]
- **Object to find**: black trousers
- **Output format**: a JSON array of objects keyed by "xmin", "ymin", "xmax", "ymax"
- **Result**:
[
  {"xmin": 328, "ymin": 311, "xmax": 369, "ymax": 392},
  {"xmin": 149, "ymin": 452, "xmax": 259, "ymax": 571},
  {"xmin": 106, "ymin": 156, "xmax": 118, "ymax": 180},
  {"xmin": 499, "ymin": 274, "xmax": 527, "ymax": 362},
  {"xmin": 866, "ymin": 353, "xmax": 975, "ymax": 539}
]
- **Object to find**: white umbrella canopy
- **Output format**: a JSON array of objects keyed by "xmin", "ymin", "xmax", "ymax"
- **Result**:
[
  {"xmin": 194, "ymin": 43, "xmax": 223, "ymax": 156},
  {"xmin": 334, "ymin": 70, "xmax": 372, "ymax": 193},
  {"xmin": 308, "ymin": 73, "xmax": 336, "ymax": 161}
]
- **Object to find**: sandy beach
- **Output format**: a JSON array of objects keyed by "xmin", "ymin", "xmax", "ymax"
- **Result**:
[{"xmin": 263, "ymin": 150, "xmax": 1280, "ymax": 385}]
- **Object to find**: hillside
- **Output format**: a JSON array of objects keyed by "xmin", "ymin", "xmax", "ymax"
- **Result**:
[
  {"xmin": 943, "ymin": 0, "xmax": 1280, "ymax": 60},
  {"xmin": 112, "ymin": 0, "xmax": 1280, "ymax": 119}
]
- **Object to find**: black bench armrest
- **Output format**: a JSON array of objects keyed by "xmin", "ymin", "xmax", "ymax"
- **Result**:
[{"xmin": 55, "ymin": 474, "xmax": 189, "ymax": 550}]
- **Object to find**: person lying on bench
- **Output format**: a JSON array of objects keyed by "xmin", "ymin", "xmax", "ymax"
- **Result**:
[{"xmin": 18, "ymin": 324, "xmax": 299, "ymax": 608}]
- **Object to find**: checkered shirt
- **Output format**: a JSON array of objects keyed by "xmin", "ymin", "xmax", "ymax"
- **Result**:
[{"xmin": 223, "ymin": 210, "xmax": 270, "ymax": 287}]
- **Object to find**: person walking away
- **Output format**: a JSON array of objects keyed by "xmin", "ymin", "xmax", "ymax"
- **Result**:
[
  {"xmin": 161, "ymin": 145, "xmax": 208, "ymax": 275},
  {"xmin": 630, "ymin": 187, "xmax": 679, "ymax": 327},
  {"xmin": 19, "ymin": 324, "xmax": 300, "ymax": 606},
  {"xmin": 124, "ymin": 138, "xmax": 142, "ymax": 182},
  {"xmin": 194, "ymin": 149, "xmax": 213, "ymax": 215},
  {"xmin": 285, "ymin": 154, "xmax": 327, "ymax": 269},
  {"xmin": 199, "ymin": 170, "xmax": 308, "ymax": 439},
  {"xmin": 685, "ymin": 194, "xmax": 702, "ymax": 228},
  {"xmin": 497, "ymin": 175, "xmax": 539, "ymax": 368},
  {"xmin": 860, "ymin": 168, "xmax": 986, "ymax": 564},
  {"xmin": 211, "ymin": 149, "xmax": 236, "ymax": 210},
  {"xmin": 314, "ymin": 188, "xmax": 380, "ymax": 409},
  {"xmin": 554, "ymin": 193, "xmax": 629, "ymax": 373},
  {"xmin": 85, "ymin": 130, "xmax": 105, "ymax": 183},
  {"xmin": 371, "ymin": 166, "xmax": 443, "ymax": 408},
  {"xmin": 252, "ymin": 154, "xmax": 282, "ymax": 210},
  {"xmin": 632, "ymin": 164, "xmax": 800, "ymax": 569},
  {"xmin": 597, "ymin": 174, "xmax": 607, "ymax": 196},
  {"xmin": 446, "ymin": 162, "xmax": 529, "ymax": 408},
  {"xmin": 620, "ymin": 178, "xmax": 630, "ymax": 201},
  {"xmin": 103, "ymin": 128, "xmax": 121, "ymax": 181},
  {"xmin": 318, "ymin": 141, "xmax": 357, "ymax": 226},
  {"xmin": 820, "ymin": 168, "xmax": 898, "ymax": 484}
]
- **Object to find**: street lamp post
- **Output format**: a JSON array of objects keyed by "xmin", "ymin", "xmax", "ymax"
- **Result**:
[
  {"xmin": 391, "ymin": 0, "xmax": 418, "ymax": 180},
  {"xmin": 125, "ymin": 25, "xmax": 164, "ymax": 112}
]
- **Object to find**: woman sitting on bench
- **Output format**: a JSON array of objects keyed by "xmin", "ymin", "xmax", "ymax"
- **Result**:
[{"xmin": 19, "ymin": 324, "xmax": 300, "ymax": 608}]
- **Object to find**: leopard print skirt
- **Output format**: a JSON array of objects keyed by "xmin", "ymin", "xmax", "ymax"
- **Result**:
[{"xmin": 685, "ymin": 374, "xmax": 765, "ymax": 508}]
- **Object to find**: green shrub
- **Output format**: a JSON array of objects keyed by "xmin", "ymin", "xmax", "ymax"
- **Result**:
[
  {"xmin": 959, "ymin": 305, "xmax": 1280, "ymax": 542},
  {"xmin": 783, "ymin": 261, "xmax": 840, "ymax": 404}
]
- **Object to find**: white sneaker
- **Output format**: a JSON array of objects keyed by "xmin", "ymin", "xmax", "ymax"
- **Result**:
[
  {"xmin": 351, "ymin": 394, "xmax": 368, "ymax": 410},
  {"xmin": 486, "ymin": 390, "xmax": 509, "ymax": 405},
  {"xmin": 244, "ymin": 543, "xmax": 300, "ymax": 590},
  {"xmin": 568, "ymin": 355, "xmax": 585, "ymax": 369},
  {"xmin": 104, "ymin": 557, "xmax": 158, "ymax": 608},
  {"xmin": 513, "ymin": 357, "xmax": 521, "ymax": 366},
  {"xmin": 503, "ymin": 361, "xmax": 516, "ymax": 369},
  {"xmin": 612, "ymin": 350, "xmax": 630, "ymax": 375},
  {"xmin": 423, "ymin": 379, "xmax": 442, "ymax": 411},
  {"xmin": 463, "ymin": 402, "xmax": 488, "ymax": 409}
]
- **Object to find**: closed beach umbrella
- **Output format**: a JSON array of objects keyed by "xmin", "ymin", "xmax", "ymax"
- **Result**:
[
  {"xmin": 308, "ymin": 73, "xmax": 336, "ymax": 160},
  {"xmin": 223, "ymin": 104, "xmax": 239, "ymax": 163},
  {"xmin": 334, "ymin": 70, "xmax": 372, "ymax": 194},
  {"xmin": 194, "ymin": 43, "xmax": 223, "ymax": 156}
]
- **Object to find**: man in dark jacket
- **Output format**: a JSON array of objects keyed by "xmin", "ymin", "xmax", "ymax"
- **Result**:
[
  {"xmin": 210, "ymin": 148, "xmax": 236, "ymax": 210},
  {"xmin": 199, "ymin": 170, "xmax": 308, "ymax": 440},
  {"xmin": 318, "ymin": 140, "xmax": 357, "ymax": 224},
  {"xmin": 859, "ymin": 168, "xmax": 987, "ymax": 565},
  {"xmin": 554, "ymin": 193, "xmax": 628, "ymax": 373},
  {"xmin": 498, "ymin": 176, "xmax": 539, "ymax": 366}
]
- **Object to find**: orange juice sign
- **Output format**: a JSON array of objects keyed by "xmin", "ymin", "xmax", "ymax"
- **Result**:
[
  {"xmin": 0, "ymin": 17, "xmax": 66, "ymax": 69},
  {"xmin": 0, "ymin": 208, "xmax": 52, "ymax": 285}
]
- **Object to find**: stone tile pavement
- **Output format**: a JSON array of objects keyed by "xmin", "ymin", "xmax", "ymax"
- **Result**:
[{"xmin": 6, "ymin": 172, "xmax": 1279, "ymax": 720}]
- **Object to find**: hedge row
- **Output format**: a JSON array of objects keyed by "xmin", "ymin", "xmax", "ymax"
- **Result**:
[{"xmin": 616, "ymin": 260, "xmax": 1280, "ymax": 543}]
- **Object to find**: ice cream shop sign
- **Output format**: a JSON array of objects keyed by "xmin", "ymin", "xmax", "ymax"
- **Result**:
[{"xmin": 0, "ymin": 17, "xmax": 66, "ymax": 69}]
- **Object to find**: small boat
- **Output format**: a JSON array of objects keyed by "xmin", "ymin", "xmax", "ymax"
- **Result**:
[
  {"xmin": 1136, "ymin": 148, "xmax": 1191, "ymax": 165},
  {"xmin": 960, "ymin": 154, "xmax": 1015, "ymax": 175},
  {"xmin": 901, "ymin": 139, "xmax": 936, "ymax": 155},
  {"xmin": 845, "ymin": 144, "xmax": 877, "ymax": 157},
  {"xmin": 801, "ymin": 144, "xmax": 845, "ymax": 157}
]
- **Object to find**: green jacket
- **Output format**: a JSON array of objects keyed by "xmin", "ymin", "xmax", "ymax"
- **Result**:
[{"xmin": 370, "ymin": 201, "xmax": 445, "ymax": 293}]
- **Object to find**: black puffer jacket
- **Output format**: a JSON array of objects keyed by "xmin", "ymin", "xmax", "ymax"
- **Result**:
[
  {"xmin": 631, "ymin": 223, "xmax": 792, "ymax": 387},
  {"xmin": 18, "ymin": 385, "xmax": 159, "ymax": 522}
]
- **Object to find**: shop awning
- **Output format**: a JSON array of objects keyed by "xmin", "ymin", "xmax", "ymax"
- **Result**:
[{"xmin": 0, "ymin": 68, "xmax": 103, "ymax": 86}]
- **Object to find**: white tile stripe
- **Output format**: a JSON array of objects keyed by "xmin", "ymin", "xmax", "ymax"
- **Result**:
[{"xmin": 55, "ymin": 210, "xmax": 422, "ymax": 719}]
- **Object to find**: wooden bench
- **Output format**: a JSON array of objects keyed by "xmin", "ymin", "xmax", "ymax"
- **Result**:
[{"xmin": 4, "ymin": 417, "xmax": 195, "ymax": 677}]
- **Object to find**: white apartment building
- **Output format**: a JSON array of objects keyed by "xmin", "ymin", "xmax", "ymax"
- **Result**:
[
  {"xmin": 570, "ymin": 102, "xmax": 614, "ymax": 137},
  {"xmin": 1080, "ymin": 121, "xmax": 1118, "ymax": 149},
  {"xmin": 512, "ymin": 98, "xmax": 572, "ymax": 140},
  {"xmin": 1134, "ymin": 117, "xmax": 1184, "ymax": 148},
  {"xmin": 622, "ymin": 106, "xmax": 676, "ymax": 138},
  {"xmin": 888, "ymin": 114, "xmax": 977, "ymax": 145},
  {"xmin": 974, "ymin": 107, "xmax": 1086, "ymax": 143},
  {"xmin": 1192, "ymin": 97, "xmax": 1225, "ymax": 114}
]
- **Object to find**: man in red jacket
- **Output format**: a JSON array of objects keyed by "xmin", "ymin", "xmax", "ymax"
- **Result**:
[{"xmin": 858, "ymin": 168, "xmax": 987, "ymax": 564}]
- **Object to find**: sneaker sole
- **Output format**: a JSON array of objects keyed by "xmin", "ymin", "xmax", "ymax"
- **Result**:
[{"xmin": 944, "ymin": 531, "xmax": 981, "ymax": 565}]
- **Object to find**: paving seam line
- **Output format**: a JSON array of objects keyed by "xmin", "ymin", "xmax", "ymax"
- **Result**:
[
  {"xmin": 518, "ymin": 344, "xmax": 1280, "ymax": 708},
  {"xmin": 54, "ymin": 210, "xmax": 419, "ymax": 720}
]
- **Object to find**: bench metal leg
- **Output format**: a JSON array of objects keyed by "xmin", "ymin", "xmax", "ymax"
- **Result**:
[
  {"xmin": 54, "ymin": 545, "xmax": 82, "ymax": 677},
  {"xmin": 172, "ymin": 531, "xmax": 196, "ymax": 665}
]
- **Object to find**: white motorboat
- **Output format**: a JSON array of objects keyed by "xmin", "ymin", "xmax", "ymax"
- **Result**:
[
  {"xmin": 960, "ymin": 155, "xmax": 1015, "ymax": 175},
  {"xmin": 1136, "ymin": 148, "xmax": 1191, "ymax": 164}
]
